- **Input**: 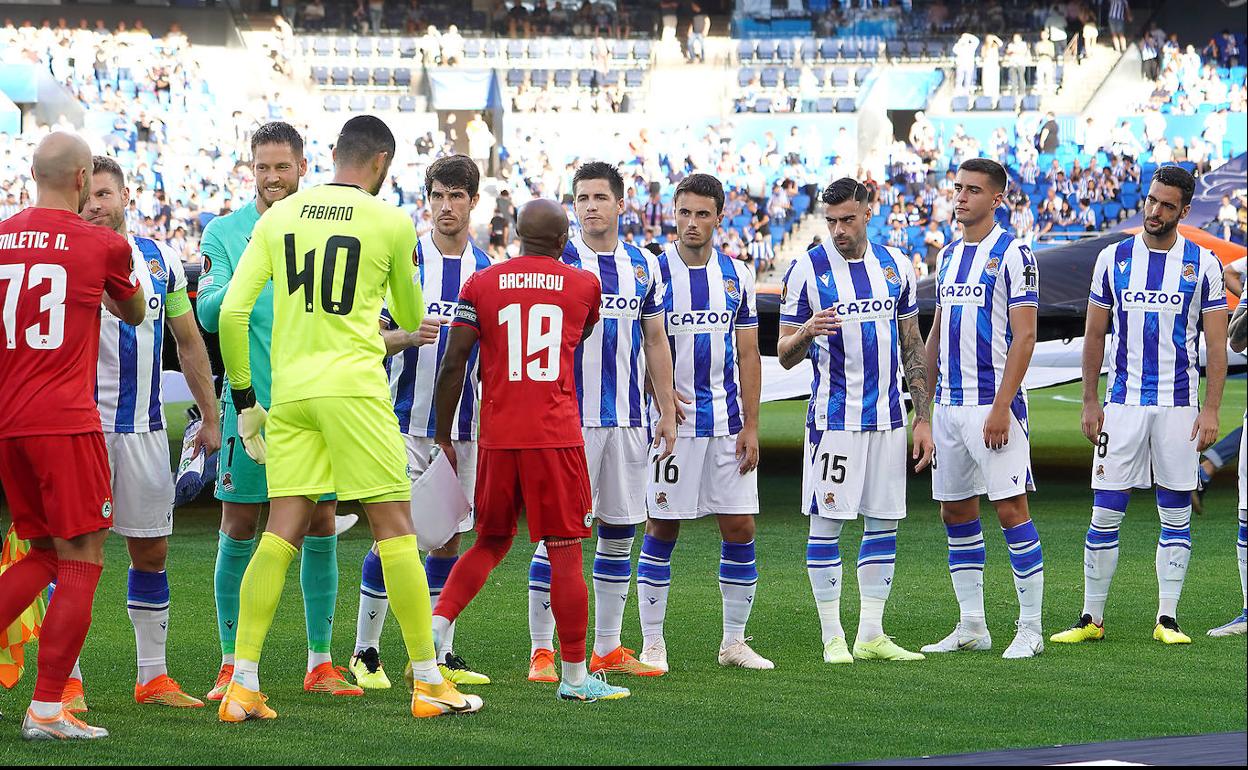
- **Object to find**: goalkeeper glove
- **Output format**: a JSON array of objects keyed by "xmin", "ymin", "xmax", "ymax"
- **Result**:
[{"xmin": 230, "ymin": 386, "xmax": 268, "ymax": 464}]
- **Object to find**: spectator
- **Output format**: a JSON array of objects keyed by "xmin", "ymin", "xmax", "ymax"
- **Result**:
[
  {"xmin": 981, "ymin": 34, "xmax": 1003, "ymax": 100},
  {"xmin": 954, "ymin": 32, "xmax": 980, "ymax": 94},
  {"xmin": 1011, "ymin": 200, "xmax": 1036, "ymax": 246},
  {"xmin": 747, "ymin": 229, "xmax": 773, "ymax": 275},
  {"xmin": 1038, "ymin": 112, "xmax": 1060, "ymax": 153},
  {"xmin": 1217, "ymin": 195, "xmax": 1238, "ymax": 241},
  {"xmin": 1035, "ymin": 29, "xmax": 1057, "ymax": 93},
  {"xmin": 1005, "ymin": 34, "xmax": 1030, "ymax": 96},
  {"xmin": 1141, "ymin": 34, "xmax": 1160, "ymax": 81},
  {"xmin": 1077, "ymin": 198, "xmax": 1096, "ymax": 231},
  {"xmin": 922, "ymin": 220, "xmax": 945, "ymax": 273},
  {"xmin": 1108, "ymin": 0, "xmax": 1131, "ymax": 53}
]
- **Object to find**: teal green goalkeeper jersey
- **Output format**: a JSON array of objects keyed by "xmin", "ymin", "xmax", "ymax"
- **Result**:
[{"xmin": 195, "ymin": 201, "xmax": 278, "ymax": 407}]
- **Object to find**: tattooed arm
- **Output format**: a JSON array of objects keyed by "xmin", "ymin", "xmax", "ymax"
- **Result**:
[
  {"xmin": 777, "ymin": 309, "xmax": 840, "ymax": 369},
  {"xmin": 899, "ymin": 314, "xmax": 935, "ymax": 471}
]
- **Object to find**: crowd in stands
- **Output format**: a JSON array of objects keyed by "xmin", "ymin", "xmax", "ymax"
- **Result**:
[{"xmin": 1137, "ymin": 25, "xmax": 1246, "ymax": 116}]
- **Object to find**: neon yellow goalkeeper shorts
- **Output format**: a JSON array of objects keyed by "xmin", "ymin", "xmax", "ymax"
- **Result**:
[{"xmin": 266, "ymin": 396, "xmax": 411, "ymax": 503}]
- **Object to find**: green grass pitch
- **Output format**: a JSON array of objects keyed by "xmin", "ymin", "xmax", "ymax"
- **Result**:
[{"xmin": 1, "ymin": 379, "xmax": 1245, "ymax": 763}]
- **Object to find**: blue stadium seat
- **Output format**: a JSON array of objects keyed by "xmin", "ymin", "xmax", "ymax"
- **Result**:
[
  {"xmin": 809, "ymin": 67, "xmax": 825, "ymax": 86},
  {"xmin": 530, "ymin": 69, "xmax": 550, "ymax": 88},
  {"xmin": 800, "ymin": 39, "xmax": 817, "ymax": 62},
  {"xmin": 323, "ymin": 94, "xmax": 341, "ymax": 112},
  {"xmin": 506, "ymin": 68, "xmax": 524, "ymax": 88},
  {"xmin": 569, "ymin": 39, "xmax": 587, "ymax": 60},
  {"xmin": 784, "ymin": 68, "xmax": 801, "ymax": 88},
  {"xmin": 738, "ymin": 68, "xmax": 755, "ymax": 87},
  {"xmin": 506, "ymin": 40, "xmax": 524, "ymax": 60},
  {"xmin": 777, "ymin": 40, "xmax": 794, "ymax": 62},
  {"xmin": 312, "ymin": 37, "xmax": 331, "ymax": 57},
  {"xmin": 483, "ymin": 39, "xmax": 500, "ymax": 59},
  {"xmin": 393, "ymin": 67, "xmax": 412, "ymax": 87},
  {"xmin": 611, "ymin": 40, "xmax": 630, "ymax": 61},
  {"xmin": 831, "ymin": 67, "xmax": 850, "ymax": 87},
  {"xmin": 398, "ymin": 94, "xmax": 417, "ymax": 112},
  {"xmin": 373, "ymin": 94, "xmax": 392, "ymax": 111},
  {"xmin": 754, "ymin": 98, "xmax": 772, "ymax": 113},
  {"xmin": 760, "ymin": 68, "xmax": 780, "ymax": 88},
  {"xmin": 330, "ymin": 66, "xmax": 350, "ymax": 86},
  {"xmin": 334, "ymin": 38, "xmax": 353, "ymax": 57},
  {"xmin": 819, "ymin": 38, "xmax": 840, "ymax": 60},
  {"xmin": 399, "ymin": 38, "xmax": 418, "ymax": 58},
  {"xmin": 348, "ymin": 94, "xmax": 367, "ymax": 112},
  {"xmin": 1022, "ymin": 94, "xmax": 1040, "ymax": 111},
  {"xmin": 836, "ymin": 97, "xmax": 856, "ymax": 112},
  {"xmin": 856, "ymin": 66, "xmax": 871, "ymax": 84},
  {"xmin": 311, "ymin": 66, "xmax": 329, "ymax": 85},
  {"xmin": 356, "ymin": 37, "xmax": 374, "ymax": 57},
  {"xmin": 885, "ymin": 40, "xmax": 904, "ymax": 60},
  {"xmin": 602, "ymin": 70, "xmax": 621, "ymax": 87},
  {"xmin": 351, "ymin": 66, "xmax": 371, "ymax": 86},
  {"xmin": 816, "ymin": 96, "xmax": 835, "ymax": 112},
  {"xmin": 634, "ymin": 40, "xmax": 652, "ymax": 61},
  {"xmin": 464, "ymin": 39, "xmax": 482, "ymax": 59},
  {"xmin": 377, "ymin": 38, "xmax": 395, "ymax": 57},
  {"xmin": 737, "ymin": 39, "xmax": 756, "ymax": 62},
  {"xmin": 1102, "ymin": 201, "xmax": 1122, "ymax": 222},
  {"xmin": 527, "ymin": 39, "xmax": 546, "ymax": 59},
  {"xmin": 951, "ymin": 95, "xmax": 970, "ymax": 111},
  {"xmin": 578, "ymin": 69, "xmax": 597, "ymax": 87},
  {"xmin": 998, "ymin": 95, "xmax": 1017, "ymax": 112},
  {"xmin": 554, "ymin": 69, "xmax": 573, "ymax": 88},
  {"xmin": 861, "ymin": 38, "xmax": 880, "ymax": 59},
  {"xmin": 625, "ymin": 70, "xmax": 644, "ymax": 88},
  {"xmin": 757, "ymin": 40, "xmax": 778, "ymax": 62},
  {"xmin": 547, "ymin": 39, "xmax": 571, "ymax": 59},
  {"xmin": 372, "ymin": 67, "xmax": 392, "ymax": 86},
  {"xmin": 974, "ymin": 95, "xmax": 995, "ymax": 110}
]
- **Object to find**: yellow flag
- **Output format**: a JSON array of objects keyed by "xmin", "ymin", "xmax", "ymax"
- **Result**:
[{"xmin": 0, "ymin": 525, "xmax": 47, "ymax": 688}]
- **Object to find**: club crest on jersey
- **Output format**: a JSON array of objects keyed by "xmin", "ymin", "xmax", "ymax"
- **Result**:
[
  {"xmin": 822, "ymin": 492, "xmax": 836, "ymax": 511},
  {"xmin": 583, "ymin": 509, "xmax": 594, "ymax": 527},
  {"xmin": 222, "ymin": 471, "xmax": 234, "ymax": 492},
  {"xmin": 147, "ymin": 258, "xmax": 167, "ymax": 281},
  {"xmin": 983, "ymin": 257, "xmax": 1000, "ymax": 277},
  {"xmin": 655, "ymin": 492, "xmax": 670, "ymax": 511},
  {"xmin": 1181, "ymin": 263, "xmax": 1197, "ymax": 283},
  {"xmin": 634, "ymin": 264, "xmax": 649, "ymax": 286},
  {"xmin": 724, "ymin": 278, "xmax": 740, "ymax": 300},
  {"xmin": 883, "ymin": 266, "xmax": 901, "ymax": 286},
  {"xmin": 780, "ymin": 281, "xmax": 788, "ymax": 304},
  {"xmin": 101, "ymin": 499, "xmax": 112, "ymax": 519},
  {"xmin": 1095, "ymin": 465, "xmax": 1105, "ymax": 481}
]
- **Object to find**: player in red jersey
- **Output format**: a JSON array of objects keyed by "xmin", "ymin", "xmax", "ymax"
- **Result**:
[
  {"xmin": 430, "ymin": 199, "xmax": 630, "ymax": 702},
  {"xmin": 0, "ymin": 132, "xmax": 145, "ymax": 740}
]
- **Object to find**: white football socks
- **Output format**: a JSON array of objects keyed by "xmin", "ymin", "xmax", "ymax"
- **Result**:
[
  {"xmin": 806, "ymin": 516, "xmax": 845, "ymax": 643},
  {"xmin": 528, "ymin": 541, "xmax": 555, "ymax": 653}
]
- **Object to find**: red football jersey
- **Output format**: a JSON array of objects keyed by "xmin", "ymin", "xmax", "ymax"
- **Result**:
[
  {"xmin": 454, "ymin": 255, "xmax": 601, "ymax": 449},
  {"xmin": 0, "ymin": 207, "xmax": 136, "ymax": 439}
]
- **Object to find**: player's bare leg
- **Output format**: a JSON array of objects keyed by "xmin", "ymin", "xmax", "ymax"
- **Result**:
[
  {"xmin": 716, "ymin": 515, "xmax": 771, "ymax": 670},
  {"xmin": 923, "ymin": 498, "xmax": 993, "ymax": 653},
  {"xmin": 11, "ymin": 532, "xmax": 111, "ymax": 740},
  {"xmin": 991, "ymin": 494, "xmax": 1045, "ymax": 658},
  {"xmin": 637, "ymin": 518, "xmax": 679, "ymax": 672}
]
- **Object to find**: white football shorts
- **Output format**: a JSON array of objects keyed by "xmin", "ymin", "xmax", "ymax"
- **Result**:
[
  {"xmin": 802, "ymin": 426, "xmax": 907, "ymax": 520},
  {"xmin": 405, "ymin": 435, "xmax": 476, "ymax": 534},
  {"xmin": 646, "ymin": 435, "xmax": 759, "ymax": 520},
  {"xmin": 932, "ymin": 403, "xmax": 1035, "ymax": 502},
  {"xmin": 1091, "ymin": 404, "xmax": 1200, "ymax": 492},
  {"xmin": 104, "ymin": 430, "xmax": 174, "ymax": 538},
  {"xmin": 584, "ymin": 426, "xmax": 649, "ymax": 526}
]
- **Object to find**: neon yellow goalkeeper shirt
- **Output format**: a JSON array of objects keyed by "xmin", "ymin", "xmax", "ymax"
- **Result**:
[{"xmin": 218, "ymin": 183, "xmax": 423, "ymax": 405}]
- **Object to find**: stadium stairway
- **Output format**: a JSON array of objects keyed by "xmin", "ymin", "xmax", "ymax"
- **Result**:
[
  {"xmin": 763, "ymin": 212, "xmax": 823, "ymax": 286},
  {"xmin": 1046, "ymin": 45, "xmax": 1124, "ymax": 114}
]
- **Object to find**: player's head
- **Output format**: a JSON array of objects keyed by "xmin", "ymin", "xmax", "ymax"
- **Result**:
[
  {"xmin": 1143, "ymin": 165, "xmax": 1194, "ymax": 238},
  {"xmin": 820, "ymin": 177, "xmax": 870, "ymax": 260},
  {"xmin": 572, "ymin": 161, "xmax": 624, "ymax": 240},
  {"xmin": 425, "ymin": 154, "xmax": 480, "ymax": 239},
  {"xmin": 82, "ymin": 155, "xmax": 129, "ymax": 234},
  {"xmin": 674, "ymin": 173, "xmax": 725, "ymax": 250},
  {"xmin": 333, "ymin": 115, "xmax": 396, "ymax": 196},
  {"xmin": 31, "ymin": 131, "xmax": 93, "ymax": 212},
  {"xmin": 515, "ymin": 198, "xmax": 569, "ymax": 258},
  {"xmin": 251, "ymin": 121, "xmax": 307, "ymax": 209},
  {"xmin": 953, "ymin": 158, "xmax": 1007, "ymax": 227}
]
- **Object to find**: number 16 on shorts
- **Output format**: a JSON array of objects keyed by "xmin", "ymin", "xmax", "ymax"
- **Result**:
[
  {"xmin": 801, "ymin": 427, "xmax": 907, "ymax": 520},
  {"xmin": 646, "ymin": 436, "xmax": 759, "ymax": 520}
]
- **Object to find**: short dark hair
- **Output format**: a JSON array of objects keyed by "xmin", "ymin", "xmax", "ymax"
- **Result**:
[
  {"xmin": 1151, "ymin": 164, "xmax": 1196, "ymax": 206},
  {"xmin": 820, "ymin": 177, "xmax": 869, "ymax": 206},
  {"xmin": 250, "ymin": 120, "xmax": 304, "ymax": 158},
  {"xmin": 673, "ymin": 173, "xmax": 725, "ymax": 214},
  {"xmin": 572, "ymin": 161, "xmax": 624, "ymax": 200},
  {"xmin": 92, "ymin": 155, "xmax": 125, "ymax": 188},
  {"xmin": 958, "ymin": 158, "xmax": 1008, "ymax": 193},
  {"xmin": 424, "ymin": 153, "xmax": 479, "ymax": 197},
  {"xmin": 334, "ymin": 115, "xmax": 396, "ymax": 167}
]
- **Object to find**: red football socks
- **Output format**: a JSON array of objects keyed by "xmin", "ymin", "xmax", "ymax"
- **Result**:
[
  {"xmin": 33, "ymin": 559, "xmax": 102, "ymax": 703},
  {"xmin": 545, "ymin": 538, "xmax": 588, "ymax": 665},
  {"xmin": 432, "ymin": 534, "xmax": 512, "ymax": 622}
]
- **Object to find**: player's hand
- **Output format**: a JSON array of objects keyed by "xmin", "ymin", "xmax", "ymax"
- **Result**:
[
  {"xmin": 435, "ymin": 437, "xmax": 458, "ymax": 473},
  {"xmin": 237, "ymin": 404, "xmax": 268, "ymax": 465},
  {"xmin": 672, "ymin": 389, "xmax": 692, "ymax": 426},
  {"xmin": 982, "ymin": 405, "xmax": 1011, "ymax": 451},
  {"xmin": 195, "ymin": 418, "xmax": 222, "ymax": 458},
  {"xmin": 1191, "ymin": 407, "xmax": 1219, "ymax": 452},
  {"xmin": 803, "ymin": 308, "xmax": 841, "ymax": 338},
  {"xmin": 735, "ymin": 425, "xmax": 759, "ymax": 475},
  {"xmin": 412, "ymin": 315, "xmax": 447, "ymax": 347},
  {"xmin": 911, "ymin": 418, "xmax": 935, "ymax": 472},
  {"xmin": 1080, "ymin": 402, "xmax": 1104, "ymax": 445},
  {"xmin": 652, "ymin": 410, "xmax": 677, "ymax": 461}
]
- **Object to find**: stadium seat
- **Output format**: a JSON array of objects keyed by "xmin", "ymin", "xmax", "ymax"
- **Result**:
[
  {"xmin": 530, "ymin": 69, "xmax": 550, "ymax": 88},
  {"xmin": 334, "ymin": 38, "xmax": 353, "ymax": 57},
  {"xmin": 855, "ymin": 66, "xmax": 871, "ymax": 84},
  {"xmin": 348, "ymin": 94, "xmax": 367, "ymax": 112},
  {"xmin": 836, "ymin": 97, "xmax": 856, "ymax": 112},
  {"xmin": 554, "ymin": 69, "xmax": 573, "ymax": 88},
  {"xmin": 569, "ymin": 39, "xmax": 587, "ymax": 60},
  {"xmin": 738, "ymin": 68, "xmax": 755, "ymax": 88},
  {"xmin": 885, "ymin": 40, "xmax": 904, "ymax": 60},
  {"xmin": 634, "ymin": 40, "xmax": 652, "ymax": 61},
  {"xmin": 351, "ymin": 66, "xmax": 370, "ymax": 86},
  {"xmin": 578, "ymin": 69, "xmax": 597, "ymax": 88},
  {"xmin": 998, "ymin": 95, "xmax": 1017, "ymax": 112},
  {"xmin": 753, "ymin": 98, "xmax": 772, "ymax": 113},
  {"xmin": 611, "ymin": 40, "xmax": 630, "ymax": 61},
  {"xmin": 1022, "ymin": 94, "xmax": 1040, "ymax": 111},
  {"xmin": 757, "ymin": 40, "xmax": 777, "ymax": 62},
  {"xmin": 373, "ymin": 67, "xmax": 392, "ymax": 86},
  {"xmin": 398, "ymin": 94, "xmax": 417, "ymax": 112},
  {"xmin": 861, "ymin": 39, "xmax": 880, "ymax": 59},
  {"xmin": 393, "ymin": 67, "xmax": 412, "ymax": 87},
  {"xmin": 398, "ymin": 38, "xmax": 418, "ymax": 58},
  {"xmin": 625, "ymin": 70, "xmax": 644, "ymax": 89},
  {"xmin": 373, "ymin": 94, "xmax": 392, "ymax": 111},
  {"xmin": 356, "ymin": 37, "xmax": 374, "ymax": 57},
  {"xmin": 1102, "ymin": 201, "xmax": 1122, "ymax": 222},
  {"xmin": 464, "ymin": 39, "xmax": 482, "ymax": 59},
  {"xmin": 737, "ymin": 40, "xmax": 756, "ymax": 62},
  {"xmin": 602, "ymin": 69, "xmax": 621, "ymax": 87},
  {"xmin": 548, "ymin": 39, "xmax": 571, "ymax": 59},
  {"xmin": 777, "ymin": 40, "xmax": 794, "ymax": 62},
  {"xmin": 760, "ymin": 69, "xmax": 780, "ymax": 88},
  {"xmin": 507, "ymin": 68, "xmax": 525, "ymax": 88},
  {"xmin": 323, "ymin": 94, "xmax": 341, "ymax": 112},
  {"xmin": 816, "ymin": 96, "xmax": 835, "ymax": 112},
  {"xmin": 483, "ymin": 39, "xmax": 500, "ymax": 59},
  {"xmin": 809, "ymin": 67, "xmax": 825, "ymax": 86},
  {"xmin": 330, "ymin": 66, "xmax": 350, "ymax": 86},
  {"xmin": 506, "ymin": 40, "xmax": 524, "ymax": 60},
  {"xmin": 973, "ymin": 95, "xmax": 995, "ymax": 110},
  {"xmin": 831, "ymin": 67, "xmax": 850, "ymax": 87},
  {"xmin": 311, "ymin": 66, "xmax": 329, "ymax": 85},
  {"xmin": 527, "ymin": 39, "xmax": 546, "ymax": 59},
  {"xmin": 799, "ymin": 39, "xmax": 817, "ymax": 62},
  {"xmin": 820, "ymin": 38, "xmax": 840, "ymax": 60},
  {"xmin": 951, "ymin": 95, "xmax": 970, "ymax": 111},
  {"xmin": 784, "ymin": 68, "xmax": 801, "ymax": 88},
  {"xmin": 312, "ymin": 37, "xmax": 331, "ymax": 57},
  {"xmin": 377, "ymin": 38, "xmax": 395, "ymax": 57}
]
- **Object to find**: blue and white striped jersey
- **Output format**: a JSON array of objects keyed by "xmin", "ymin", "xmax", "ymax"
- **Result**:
[
  {"xmin": 655, "ymin": 244, "xmax": 758, "ymax": 438},
  {"xmin": 1089, "ymin": 234, "xmax": 1226, "ymax": 407},
  {"xmin": 385, "ymin": 233, "xmax": 491, "ymax": 440},
  {"xmin": 97, "ymin": 236, "xmax": 186, "ymax": 433},
  {"xmin": 561, "ymin": 234, "xmax": 664, "ymax": 428},
  {"xmin": 781, "ymin": 242, "xmax": 919, "ymax": 431},
  {"xmin": 934, "ymin": 224, "xmax": 1039, "ymax": 406}
]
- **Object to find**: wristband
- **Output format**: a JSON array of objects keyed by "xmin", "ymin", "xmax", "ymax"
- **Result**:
[{"xmin": 231, "ymin": 385, "xmax": 257, "ymax": 413}]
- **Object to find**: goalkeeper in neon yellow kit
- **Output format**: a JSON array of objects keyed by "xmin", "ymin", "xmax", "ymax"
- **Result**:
[{"xmin": 215, "ymin": 115, "xmax": 483, "ymax": 722}]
